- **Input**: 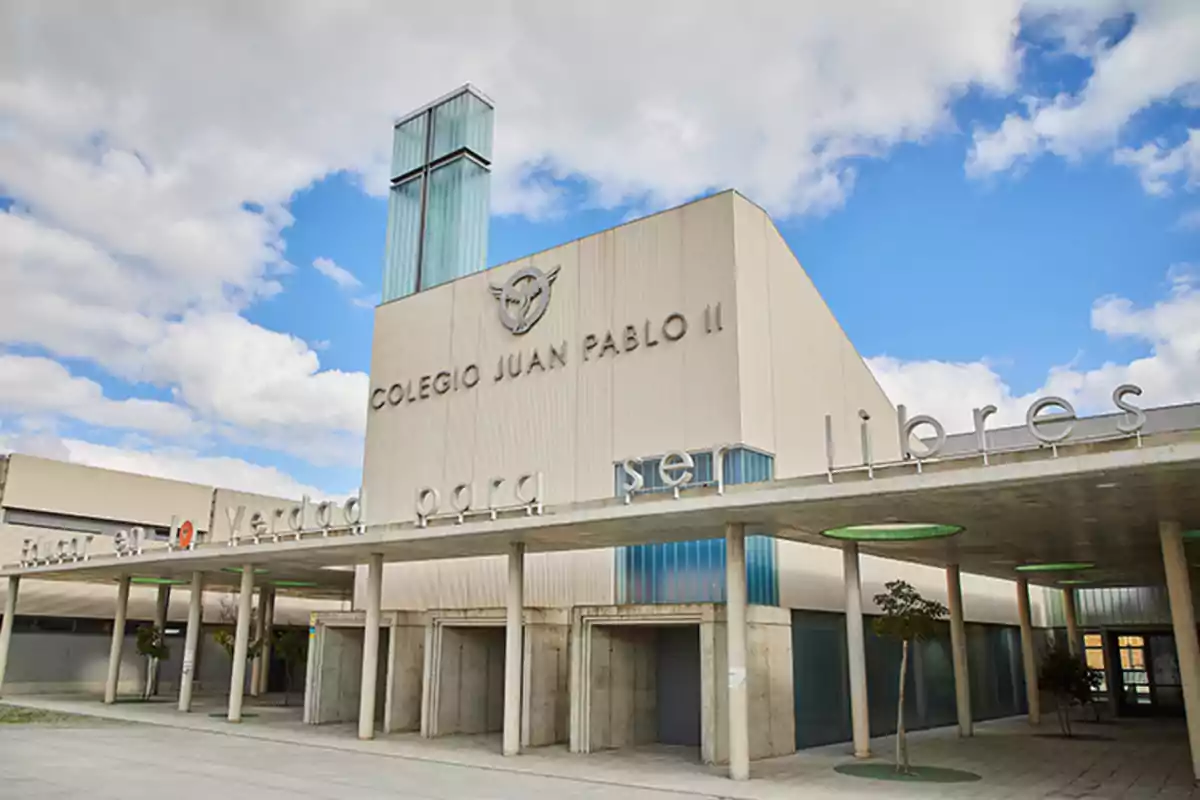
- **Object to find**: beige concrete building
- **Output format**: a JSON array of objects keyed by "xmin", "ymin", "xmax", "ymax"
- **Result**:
[
  {"xmin": 0, "ymin": 453, "xmax": 350, "ymax": 695},
  {"xmin": 2, "ymin": 89, "xmax": 1198, "ymax": 784}
]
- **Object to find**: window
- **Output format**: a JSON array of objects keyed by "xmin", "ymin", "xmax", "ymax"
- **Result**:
[
  {"xmin": 614, "ymin": 448, "xmax": 778, "ymax": 606},
  {"xmin": 1117, "ymin": 635, "xmax": 1150, "ymax": 705},
  {"xmin": 381, "ymin": 86, "xmax": 493, "ymax": 303},
  {"xmin": 1083, "ymin": 633, "xmax": 1107, "ymax": 692}
]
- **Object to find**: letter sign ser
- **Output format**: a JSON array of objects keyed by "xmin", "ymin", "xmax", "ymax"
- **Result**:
[{"xmin": 659, "ymin": 450, "xmax": 695, "ymax": 497}]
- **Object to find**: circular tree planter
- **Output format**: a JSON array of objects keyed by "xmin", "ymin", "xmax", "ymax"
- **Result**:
[
  {"xmin": 1033, "ymin": 732, "xmax": 1114, "ymax": 742},
  {"xmin": 835, "ymin": 763, "xmax": 982, "ymax": 783}
]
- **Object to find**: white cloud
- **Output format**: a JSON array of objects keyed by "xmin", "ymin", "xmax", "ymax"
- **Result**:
[
  {"xmin": 868, "ymin": 267, "xmax": 1200, "ymax": 432},
  {"xmin": 0, "ymin": 1, "xmax": 1040, "ymax": 476},
  {"xmin": 967, "ymin": 2, "xmax": 1200, "ymax": 182},
  {"xmin": 4, "ymin": 2, "xmax": 1026, "ymax": 221},
  {"xmin": 0, "ymin": 354, "xmax": 195, "ymax": 437},
  {"xmin": 313, "ymin": 256, "xmax": 361, "ymax": 290},
  {"xmin": 1114, "ymin": 130, "xmax": 1200, "ymax": 196}
]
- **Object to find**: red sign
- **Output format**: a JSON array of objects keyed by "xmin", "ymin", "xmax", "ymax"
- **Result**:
[{"xmin": 178, "ymin": 520, "xmax": 194, "ymax": 548}]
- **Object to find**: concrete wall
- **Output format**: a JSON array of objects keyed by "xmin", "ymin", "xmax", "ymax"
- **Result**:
[
  {"xmin": 730, "ymin": 194, "xmax": 900, "ymax": 477},
  {"xmin": 433, "ymin": 626, "xmax": 505, "ymax": 735},
  {"xmin": 311, "ymin": 625, "xmax": 365, "ymax": 724},
  {"xmin": 777, "ymin": 541, "xmax": 1051, "ymax": 627},
  {"xmin": 571, "ymin": 604, "xmax": 794, "ymax": 764},
  {"xmin": 711, "ymin": 605, "xmax": 795, "ymax": 762},
  {"xmin": 588, "ymin": 626, "xmax": 658, "ymax": 749},
  {"xmin": 373, "ymin": 550, "xmax": 613, "ymax": 611},
  {"xmin": 421, "ymin": 608, "xmax": 570, "ymax": 745},
  {"xmin": 1, "ymin": 454, "xmax": 213, "ymax": 534},
  {"xmin": 523, "ymin": 615, "xmax": 571, "ymax": 746},
  {"xmin": 384, "ymin": 615, "xmax": 425, "ymax": 733},
  {"xmin": 0, "ymin": 631, "xmax": 145, "ymax": 695},
  {"xmin": 362, "ymin": 191, "xmax": 742, "ymax": 531},
  {"xmin": 0, "ymin": 622, "xmax": 274, "ymax": 698}
]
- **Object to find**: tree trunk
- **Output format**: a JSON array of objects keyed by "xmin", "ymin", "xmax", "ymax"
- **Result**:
[
  {"xmin": 896, "ymin": 640, "xmax": 909, "ymax": 774},
  {"xmin": 142, "ymin": 656, "xmax": 156, "ymax": 701}
]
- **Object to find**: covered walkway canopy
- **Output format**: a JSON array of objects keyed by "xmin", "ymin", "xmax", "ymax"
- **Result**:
[{"xmin": 3, "ymin": 418, "xmax": 1200, "ymax": 782}]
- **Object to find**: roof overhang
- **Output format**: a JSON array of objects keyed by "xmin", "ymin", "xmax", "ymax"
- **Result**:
[{"xmin": 6, "ymin": 431, "xmax": 1199, "ymax": 591}]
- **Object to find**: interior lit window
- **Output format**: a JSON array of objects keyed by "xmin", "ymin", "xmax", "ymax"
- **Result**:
[{"xmin": 1083, "ymin": 633, "xmax": 1107, "ymax": 692}]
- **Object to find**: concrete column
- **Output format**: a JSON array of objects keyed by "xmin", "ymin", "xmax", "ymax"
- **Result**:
[
  {"xmin": 149, "ymin": 584, "xmax": 170, "ymax": 696},
  {"xmin": 1161, "ymin": 520, "xmax": 1200, "ymax": 781},
  {"xmin": 249, "ymin": 587, "xmax": 267, "ymax": 697},
  {"xmin": 0, "ymin": 576, "xmax": 20, "ymax": 697},
  {"xmin": 228, "ymin": 566, "xmax": 255, "ymax": 722},
  {"xmin": 843, "ymin": 541, "xmax": 871, "ymax": 757},
  {"xmin": 946, "ymin": 565, "xmax": 973, "ymax": 737},
  {"xmin": 104, "ymin": 575, "xmax": 132, "ymax": 704},
  {"xmin": 178, "ymin": 572, "xmax": 204, "ymax": 712},
  {"xmin": 1063, "ymin": 588, "xmax": 1081, "ymax": 657},
  {"xmin": 259, "ymin": 588, "xmax": 275, "ymax": 695},
  {"xmin": 725, "ymin": 523, "xmax": 750, "ymax": 781},
  {"xmin": 358, "ymin": 554, "xmax": 383, "ymax": 740},
  {"xmin": 1016, "ymin": 576, "xmax": 1040, "ymax": 725},
  {"xmin": 503, "ymin": 541, "xmax": 525, "ymax": 756}
]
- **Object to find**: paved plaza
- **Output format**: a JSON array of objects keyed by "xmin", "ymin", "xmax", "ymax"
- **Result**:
[{"xmin": 0, "ymin": 696, "xmax": 1196, "ymax": 799}]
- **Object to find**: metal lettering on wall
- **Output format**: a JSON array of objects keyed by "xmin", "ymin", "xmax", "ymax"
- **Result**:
[
  {"xmin": 368, "ymin": 264, "xmax": 725, "ymax": 410},
  {"xmin": 415, "ymin": 472, "xmax": 544, "ymax": 527},
  {"xmin": 825, "ymin": 383, "xmax": 1148, "ymax": 478}
]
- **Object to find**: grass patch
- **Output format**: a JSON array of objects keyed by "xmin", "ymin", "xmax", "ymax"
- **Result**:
[{"xmin": 0, "ymin": 704, "xmax": 81, "ymax": 725}]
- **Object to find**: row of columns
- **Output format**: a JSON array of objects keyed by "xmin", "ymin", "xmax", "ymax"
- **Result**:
[
  {"xmin": 837, "ymin": 521, "xmax": 1200, "ymax": 784},
  {"xmin": 345, "ymin": 532, "xmax": 757, "ymax": 779},
  {"xmin": 2, "ymin": 520, "xmax": 1199, "ymax": 782},
  {"xmin": 0, "ymin": 567, "xmax": 276, "ymax": 722},
  {"xmin": 839, "ymin": 547, "xmax": 1056, "ymax": 751}
]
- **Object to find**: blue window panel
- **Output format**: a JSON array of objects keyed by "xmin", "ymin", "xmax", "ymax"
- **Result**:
[
  {"xmin": 381, "ymin": 176, "xmax": 422, "ymax": 302},
  {"xmin": 615, "ymin": 448, "xmax": 778, "ymax": 606},
  {"xmin": 419, "ymin": 156, "xmax": 490, "ymax": 291},
  {"xmin": 392, "ymin": 114, "xmax": 428, "ymax": 178}
]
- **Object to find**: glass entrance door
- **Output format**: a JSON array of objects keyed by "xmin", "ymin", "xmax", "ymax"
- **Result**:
[
  {"xmin": 1111, "ymin": 632, "xmax": 1184, "ymax": 717},
  {"xmin": 1116, "ymin": 635, "xmax": 1151, "ymax": 713}
]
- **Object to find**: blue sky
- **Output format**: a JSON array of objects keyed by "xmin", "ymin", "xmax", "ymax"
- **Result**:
[{"xmin": 1, "ymin": 2, "xmax": 1197, "ymax": 498}]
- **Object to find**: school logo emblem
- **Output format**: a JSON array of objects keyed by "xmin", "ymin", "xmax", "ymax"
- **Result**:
[{"xmin": 489, "ymin": 265, "xmax": 560, "ymax": 335}]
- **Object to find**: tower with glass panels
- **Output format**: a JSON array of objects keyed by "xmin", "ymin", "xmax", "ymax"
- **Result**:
[{"xmin": 383, "ymin": 85, "xmax": 494, "ymax": 302}]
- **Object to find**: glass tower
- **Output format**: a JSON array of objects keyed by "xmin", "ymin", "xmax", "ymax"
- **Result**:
[{"xmin": 383, "ymin": 85, "xmax": 494, "ymax": 302}]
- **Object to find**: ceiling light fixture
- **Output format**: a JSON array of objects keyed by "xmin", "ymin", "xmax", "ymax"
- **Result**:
[
  {"xmin": 1014, "ymin": 562, "xmax": 1096, "ymax": 573},
  {"xmin": 820, "ymin": 523, "xmax": 963, "ymax": 542}
]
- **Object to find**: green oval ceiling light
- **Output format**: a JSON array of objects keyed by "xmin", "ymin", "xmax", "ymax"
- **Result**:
[
  {"xmin": 221, "ymin": 567, "xmax": 269, "ymax": 575},
  {"xmin": 1014, "ymin": 562, "xmax": 1095, "ymax": 573},
  {"xmin": 820, "ymin": 523, "xmax": 963, "ymax": 542},
  {"xmin": 128, "ymin": 576, "xmax": 188, "ymax": 585},
  {"xmin": 1057, "ymin": 579, "xmax": 1094, "ymax": 586},
  {"xmin": 272, "ymin": 580, "xmax": 319, "ymax": 588}
]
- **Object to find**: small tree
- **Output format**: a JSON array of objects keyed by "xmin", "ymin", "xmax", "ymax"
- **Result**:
[
  {"xmin": 273, "ymin": 629, "xmax": 308, "ymax": 707},
  {"xmin": 212, "ymin": 628, "xmax": 262, "ymax": 698},
  {"xmin": 872, "ymin": 580, "xmax": 948, "ymax": 774},
  {"xmin": 135, "ymin": 625, "xmax": 170, "ymax": 701},
  {"xmin": 1040, "ymin": 642, "xmax": 1098, "ymax": 736}
]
